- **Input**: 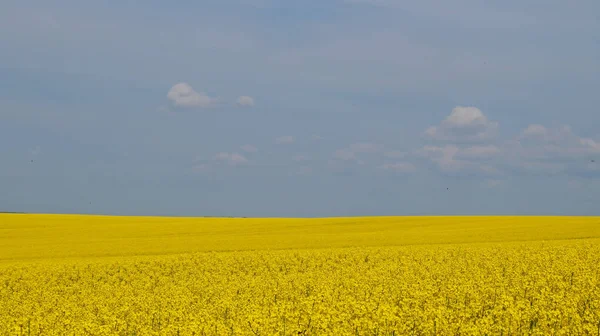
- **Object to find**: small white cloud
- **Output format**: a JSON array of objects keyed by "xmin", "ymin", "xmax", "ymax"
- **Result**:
[
  {"xmin": 418, "ymin": 145, "xmax": 499, "ymax": 174},
  {"xmin": 521, "ymin": 124, "xmax": 548, "ymax": 138},
  {"xmin": 418, "ymin": 145, "xmax": 464, "ymax": 172},
  {"xmin": 214, "ymin": 152, "xmax": 248, "ymax": 166},
  {"xmin": 311, "ymin": 135, "xmax": 324, "ymax": 141},
  {"xmin": 237, "ymin": 96, "xmax": 255, "ymax": 107},
  {"xmin": 425, "ymin": 106, "xmax": 498, "ymax": 142},
  {"xmin": 167, "ymin": 83, "xmax": 217, "ymax": 108},
  {"xmin": 445, "ymin": 106, "xmax": 487, "ymax": 126},
  {"xmin": 513, "ymin": 124, "xmax": 600, "ymax": 161},
  {"xmin": 380, "ymin": 162, "xmax": 416, "ymax": 173},
  {"xmin": 275, "ymin": 136, "xmax": 294, "ymax": 144},
  {"xmin": 241, "ymin": 144, "xmax": 258, "ymax": 153},
  {"xmin": 331, "ymin": 142, "xmax": 384, "ymax": 166},
  {"xmin": 579, "ymin": 138, "xmax": 600, "ymax": 150},
  {"xmin": 497, "ymin": 125, "xmax": 600, "ymax": 176}
]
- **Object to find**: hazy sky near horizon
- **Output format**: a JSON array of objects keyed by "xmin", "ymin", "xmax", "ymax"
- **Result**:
[{"xmin": 1, "ymin": 0, "xmax": 599, "ymax": 217}]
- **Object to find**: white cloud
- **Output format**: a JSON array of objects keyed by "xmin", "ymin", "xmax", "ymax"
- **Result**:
[
  {"xmin": 214, "ymin": 152, "xmax": 248, "ymax": 166},
  {"xmin": 501, "ymin": 124, "xmax": 600, "ymax": 176},
  {"xmin": 320, "ymin": 120, "xmax": 597, "ymax": 178},
  {"xmin": 521, "ymin": 124, "xmax": 548, "ymax": 138},
  {"xmin": 425, "ymin": 106, "xmax": 498, "ymax": 142},
  {"xmin": 418, "ymin": 145, "xmax": 463, "ymax": 172},
  {"xmin": 417, "ymin": 123, "xmax": 598, "ymax": 177},
  {"xmin": 241, "ymin": 144, "xmax": 258, "ymax": 153},
  {"xmin": 517, "ymin": 125, "xmax": 576, "ymax": 147},
  {"xmin": 513, "ymin": 124, "xmax": 600, "ymax": 160},
  {"xmin": 167, "ymin": 83, "xmax": 217, "ymax": 108},
  {"xmin": 275, "ymin": 136, "xmax": 294, "ymax": 144},
  {"xmin": 380, "ymin": 162, "xmax": 416, "ymax": 173},
  {"xmin": 237, "ymin": 95, "xmax": 255, "ymax": 107},
  {"xmin": 311, "ymin": 135, "xmax": 324, "ymax": 141},
  {"xmin": 418, "ymin": 145, "xmax": 500, "ymax": 174}
]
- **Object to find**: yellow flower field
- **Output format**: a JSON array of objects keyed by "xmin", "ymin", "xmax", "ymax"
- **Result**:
[{"xmin": 1, "ymin": 214, "xmax": 600, "ymax": 335}]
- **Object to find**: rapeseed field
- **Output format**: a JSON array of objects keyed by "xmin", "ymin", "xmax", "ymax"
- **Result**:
[{"xmin": 1, "ymin": 214, "xmax": 600, "ymax": 335}]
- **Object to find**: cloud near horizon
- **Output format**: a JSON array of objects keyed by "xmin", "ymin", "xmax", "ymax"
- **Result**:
[
  {"xmin": 189, "ymin": 104, "xmax": 598, "ymax": 181},
  {"xmin": 167, "ymin": 84, "xmax": 255, "ymax": 109},
  {"xmin": 415, "ymin": 107, "xmax": 599, "ymax": 178},
  {"xmin": 236, "ymin": 96, "xmax": 255, "ymax": 107},
  {"xmin": 167, "ymin": 83, "xmax": 218, "ymax": 108},
  {"xmin": 425, "ymin": 106, "xmax": 498, "ymax": 143}
]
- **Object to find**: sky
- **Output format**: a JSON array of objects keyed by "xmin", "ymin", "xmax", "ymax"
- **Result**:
[{"xmin": 1, "ymin": 0, "xmax": 599, "ymax": 217}]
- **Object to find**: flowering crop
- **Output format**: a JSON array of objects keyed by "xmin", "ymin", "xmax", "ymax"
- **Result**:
[{"xmin": 1, "ymin": 215, "xmax": 600, "ymax": 335}]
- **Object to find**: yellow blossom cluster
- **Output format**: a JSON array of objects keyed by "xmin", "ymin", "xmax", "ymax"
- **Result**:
[
  {"xmin": 1, "ymin": 240, "xmax": 600, "ymax": 335},
  {"xmin": 1, "ymin": 214, "xmax": 600, "ymax": 335}
]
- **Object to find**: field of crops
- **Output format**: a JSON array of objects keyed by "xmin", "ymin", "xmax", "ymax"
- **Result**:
[{"xmin": 1, "ymin": 214, "xmax": 600, "ymax": 335}]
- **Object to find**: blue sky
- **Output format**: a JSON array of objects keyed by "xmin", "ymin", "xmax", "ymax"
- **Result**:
[{"xmin": 1, "ymin": 0, "xmax": 599, "ymax": 217}]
